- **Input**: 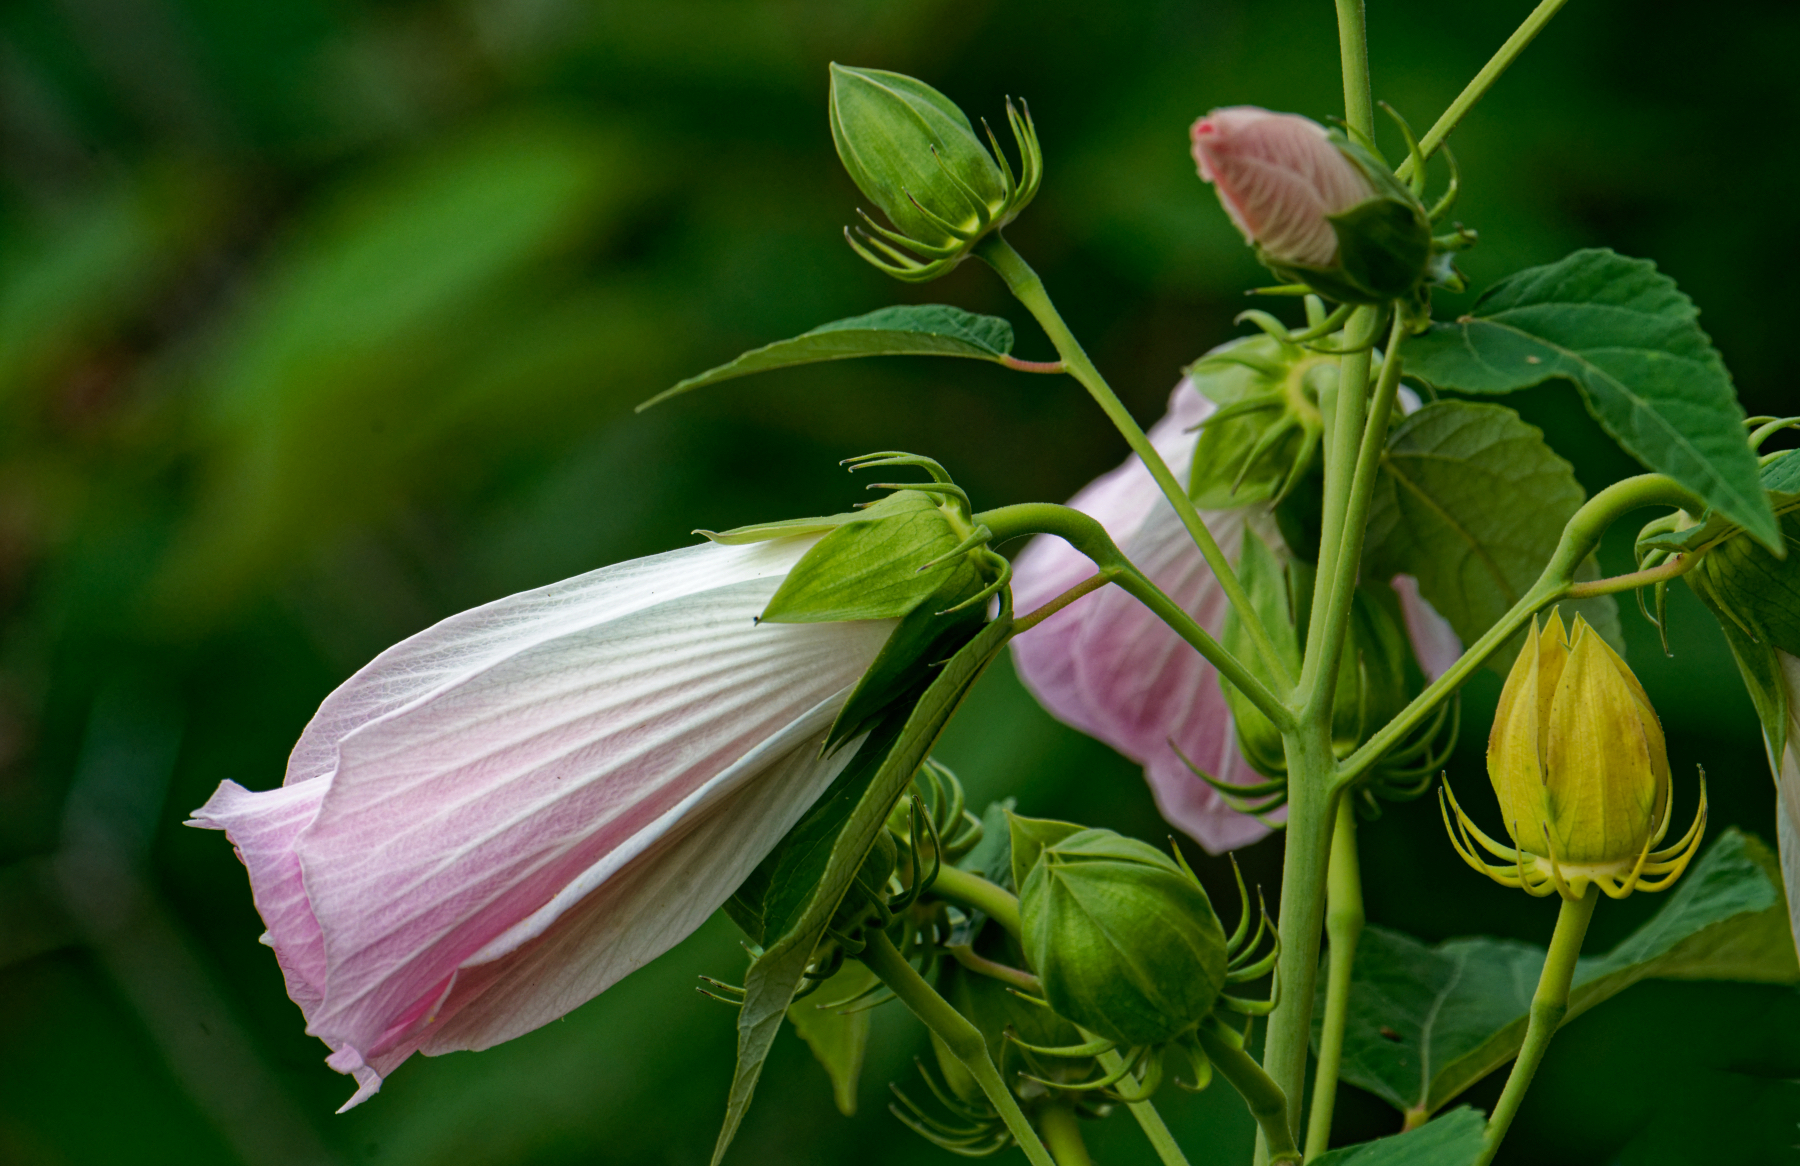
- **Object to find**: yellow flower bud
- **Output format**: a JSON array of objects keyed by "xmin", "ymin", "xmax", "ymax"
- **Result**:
[{"xmin": 1443, "ymin": 610, "xmax": 1706, "ymax": 900}]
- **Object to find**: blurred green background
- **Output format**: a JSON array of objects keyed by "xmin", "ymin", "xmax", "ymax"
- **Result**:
[{"xmin": 2, "ymin": 1, "xmax": 1797, "ymax": 1163}]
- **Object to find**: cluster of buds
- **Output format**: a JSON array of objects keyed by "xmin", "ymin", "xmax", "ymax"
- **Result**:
[
  {"xmin": 1444, "ymin": 611, "xmax": 1707, "ymax": 900},
  {"xmin": 829, "ymin": 64, "xmax": 1042, "ymax": 282}
]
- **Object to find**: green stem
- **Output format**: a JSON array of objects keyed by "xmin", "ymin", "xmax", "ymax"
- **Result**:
[
  {"xmin": 1197, "ymin": 1021, "xmax": 1302, "ymax": 1165},
  {"xmin": 931, "ymin": 865, "xmax": 1023, "ymax": 939},
  {"xmin": 1301, "ymin": 314, "xmax": 1407, "ymax": 719},
  {"xmin": 859, "ymin": 929, "xmax": 1055, "ymax": 1166},
  {"xmin": 1396, "ymin": 0, "xmax": 1572, "ymax": 181},
  {"xmin": 1336, "ymin": 473, "xmax": 1704, "ymax": 788},
  {"xmin": 1038, "ymin": 1102, "xmax": 1095, "ymax": 1166},
  {"xmin": 1477, "ymin": 885, "xmax": 1598, "ymax": 1165},
  {"xmin": 974, "ymin": 233, "xmax": 1294, "ymax": 692},
  {"xmin": 1256, "ymin": 732, "xmax": 1336, "ymax": 1164},
  {"xmin": 1304, "ymin": 798, "xmax": 1365, "ymax": 1161},
  {"xmin": 1094, "ymin": 1047, "xmax": 1194, "ymax": 1166},
  {"xmin": 980, "ymin": 502, "xmax": 1293, "ymax": 730},
  {"xmin": 1335, "ymin": 0, "xmax": 1374, "ymax": 138}
]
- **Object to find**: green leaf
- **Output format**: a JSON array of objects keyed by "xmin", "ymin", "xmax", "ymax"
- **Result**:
[
  {"xmin": 961, "ymin": 799, "xmax": 1018, "ymax": 891},
  {"xmin": 1309, "ymin": 1107, "xmax": 1486, "ymax": 1166},
  {"xmin": 826, "ymin": 587, "xmax": 985, "ymax": 751},
  {"xmin": 786, "ymin": 961, "xmax": 879, "ymax": 1116},
  {"xmin": 1322, "ymin": 828, "xmax": 1799, "ymax": 1120},
  {"xmin": 1404, "ymin": 248, "xmax": 1776, "ymax": 550},
  {"xmin": 1005, "ymin": 811, "xmax": 1084, "ymax": 893},
  {"xmin": 640, "ymin": 305, "xmax": 1015, "ymax": 409},
  {"xmin": 760, "ymin": 490, "xmax": 982, "ymax": 624},
  {"xmin": 710, "ymin": 610, "xmax": 1013, "ymax": 1165},
  {"xmin": 1362, "ymin": 400, "xmax": 1620, "ymax": 670}
]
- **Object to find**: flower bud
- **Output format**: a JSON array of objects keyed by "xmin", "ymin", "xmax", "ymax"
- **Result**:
[
  {"xmin": 829, "ymin": 64, "xmax": 1041, "ymax": 281},
  {"xmin": 1446, "ymin": 610, "xmax": 1705, "ymax": 899},
  {"xmin": 1191, "ymin": 106, "xmax": 1432, "ymax": 304},
  {"xmin": 1018, "ymin": 827, "xmax": 1227, "ymax": 1046},
  {"xmin": 1489, "ymin": 612, "xmax": 1667, "ymax": 865}
]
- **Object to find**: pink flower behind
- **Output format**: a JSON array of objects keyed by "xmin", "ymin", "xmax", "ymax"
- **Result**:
[
  {"xmin": 1010, "ymin": 376, "xmax": 1460, "ymax": 852},
  {"xmin": 191, "ymin": 536, "xmax": 894, "ymax": 1109},
  {"xmin": 1191, "ymin": 106, "xmax": 1375, "ymax": 268},
  {"xmin": 1011, "ymin": 378, "xmax": 1273, "ymax": 853}
]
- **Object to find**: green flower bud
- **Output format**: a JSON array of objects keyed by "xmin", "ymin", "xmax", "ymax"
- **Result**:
[
  {"xmin": 1445, "ymin": 610, "xmax": 1706, "ymax": 899},
  {"xmin": 828, "ymin": 64, "xmax": 1041, "ymax": 282},
  {"xmin": 1018, "ymin": 827, "xmax": 1228, "ymax": 1046},
  {"xmin": 1186, "ymin": 335, "xmax": 1333, "ymax": 510}
]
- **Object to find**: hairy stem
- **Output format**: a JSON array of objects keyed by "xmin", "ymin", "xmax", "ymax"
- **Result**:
[
  {"xmin": 1305, "ymin": 798, "xmax": 1365, "ymax": 1160},
  {"xmin": 1038, "ymin": 1103, "xmax": 1094, "ymax": 1166},
  {"xmin": 1397, "ymin": 0, "xmax": 1574, "ymax": 182},
  {"xmin": 980, "ymin": 502, "xmax": 1293, "ymax": 730},
  {"xmin": 1197, "ymin": 1021, "xmax": 1302, "ymax": 1165},
  {"xmin": 974, "ymin": 233, "xmax": 1293, "ymax": 691},
  {"xmin": 1478, "ymin": 885, "xmax": 1598, "ymax": 1165},
  {"xmin": 1336, "ymin": 473, "xmax": 1705, "ymax": 788},
  {"xmin": 859, "ymin": 929, "xmax": 1055, "ymax": 1166}
]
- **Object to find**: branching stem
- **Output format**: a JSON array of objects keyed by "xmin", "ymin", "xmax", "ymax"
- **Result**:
[
  {"xmin": 859, "ymin": 929, "xmax": 1055, "ymax": 1166},
  {"xmin": 974, "ymin": 232, "xmax": 1294, "ymax": 692}
]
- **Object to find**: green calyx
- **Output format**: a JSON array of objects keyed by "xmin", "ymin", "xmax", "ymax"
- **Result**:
[
  {"xmin": 706, "ymin": 452, "xmax": 1011, "ymax": 751},
  {"xmin": 828, "ymin": 64, "xmax": 1042, "ymax": 283},
  {"xmin": 1186, "ymin": 334, "xmax": 1334, "ymax": 510},
  {"xmin": 1017, "ymin": 822, "xmax": 1229, "ymax": 1047},
  {"xmin": 1257, "ymin": 118, "xmax": 1474, "ymax": 326}
]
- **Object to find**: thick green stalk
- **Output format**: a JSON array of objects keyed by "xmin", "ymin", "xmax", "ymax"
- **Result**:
[
  {"xmin": 974, "ymin": 233, "xmax": 1293, "ymax": 691},
  {"xmin": 859, "ymin": 929, "xmax": 1055, "ymax": 1166},
  {"xmin": 1038, "ymin": 1103, "xmax": 1094, "ymax": 1166},
  {"xmin": 1304, "ymin": 798, "xmax": 1364, "ymax": 1160},
  {"xmin": 1255, "ymin": 727, "xmax": 1337, "ymax": 1164},
  {"xmin": 1301, "ymin": 315, "xmax": 1407, "ymax": 719},
  {"xmin": 1477, "ymin": 886, "xmax": 1598, "ymax": 1165},
  {"xmin": 979, "ymin": 502, "xmax": 1292, "ymax": 730},
  {"xmin": 1396, "ymin": 0, "xmax": 1573, "ymax": 181},
  {"xmin": 1196, "ymin": 1022, "xmax": 1302, "ymax": 1165},
  {"xmin": 1336, "ymin": 473, "xmax": 1705, "ymax": 788},
  {"xmin": 1096, "ymin": 1047, "xmax": 1195, "ymax": 1166}
]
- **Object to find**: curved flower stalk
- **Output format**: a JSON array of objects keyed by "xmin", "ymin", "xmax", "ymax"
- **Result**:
[
  {"xmin": 190, "ymin": 536, "xmax": 896, "ymax": 1109},
  {"xmin": 1010, "ymin": 375, "xmax": 1458, "ymax": 852}
]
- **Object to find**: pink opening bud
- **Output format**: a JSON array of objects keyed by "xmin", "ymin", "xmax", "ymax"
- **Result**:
[{"xmin": 1191, "ymin": 107, "xmax": 1377, "ymax": 268}]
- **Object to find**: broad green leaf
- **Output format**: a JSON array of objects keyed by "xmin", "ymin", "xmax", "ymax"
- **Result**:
[
  {"xmin": 1321, "ymin": 828, "xmax": 1798, "ymax": 1119},
  {"xmin": 640, "ymin": 305, "xmax": 1015, "ymax": 409},
  {"xmin": 786, "ymin": 961, "xmax": 879, "ymax": 1116},
  {"xmin": 760, "ymin": 490, "xmax": 982, "ymax": 623},
  {"xmin": 1310, "ymin": 1107, "xmax": 1485, "ymax": 1166},
  {"xmin": 710, "ymin": 610, "xmax": 1013, "ymax": 1164},
  {"xmin": 1362, "ymin": 400, "xmax": 1620, "ymax": 671},
  {"xmin": 1006, "ymin": 811, "xmax": 1084, "ymax": 892},
  {"xmin": 1403, "ymin": 248, "xmax": 1776, "ymax": 550}
]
